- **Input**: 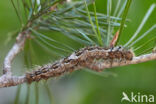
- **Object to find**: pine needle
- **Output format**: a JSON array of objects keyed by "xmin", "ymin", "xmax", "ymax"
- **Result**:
[
  {"xmin": 93, "ymin": 2, "xmax": 103, "ymax": 46},
  {"xmin": 113, "ymin": 0, "xmax": 121, "ymax": 17},
  {"xmin": 129, "ymin": 24, "xmax": 156, "ymax": 47},
  {"xmin": 106, "ymin": 0, "xmax": 112, "ymax": 46},
  {"xmin": 116, "ymin": 0, "xmax": 132, "ymax": 45},
  {"xmin": 124, "ymin": 4, "xmax": 156, "ymax": 47},
  {"xmin": 11, "ymin": 0, "xmax": 22, "ymax": 24},
  {"xmin": 84, "ymin": 0, "xmax": 100, "ymax": 45},
  {"xmin": 45, "ymin": 83, "xmax": 54, "ymax": 104},
  {"xmin": 14, "ymin": 85, "xmax": 21, "ymax": 104},
  {"xmin": 134, "ymin": 36, "xmax": 156, "ymax": 51}
]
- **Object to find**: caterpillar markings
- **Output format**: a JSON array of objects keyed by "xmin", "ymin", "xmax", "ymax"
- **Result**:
[{"xmin": 26, "ymin": 46, "xmax": 134, "ymax": 83}]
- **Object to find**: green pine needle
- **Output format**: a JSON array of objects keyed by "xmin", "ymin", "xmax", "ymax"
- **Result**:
[
  {"xmin": 117, "ymin": 0, "xmax": 132, "ymax": 45},
  {"xmin": 124, "ymin": 4, "xmax": 156, "ymax": 47},
  {"xmin": 84, "ymin": 0, "xmax": 100, "ymax": 46},
  {"xmin": 106, "ymin": 0, "xmax": 112, "ymax": 46},
  {"xmin": 117, "ymin": 0, "xmax": 132, "ymax": 44},
  {"xmin": 93, "ymin": 2, "xmax": 103, "ymax": 46}
]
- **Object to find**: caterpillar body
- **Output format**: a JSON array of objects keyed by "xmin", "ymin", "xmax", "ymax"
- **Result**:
[{"xmin": 26, "ymin": 46, "xmax": 134, "ymax": 83}]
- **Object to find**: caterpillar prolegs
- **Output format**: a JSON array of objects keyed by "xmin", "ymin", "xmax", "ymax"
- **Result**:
[{"xmin": 26, "ymin": 46, "xmax": 134, "ymax": 83}]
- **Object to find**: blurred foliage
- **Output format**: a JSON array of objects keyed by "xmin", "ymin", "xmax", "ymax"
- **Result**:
[{"xmin": 0, "ymin": 0, "xmax": 156, "ymax": 104}]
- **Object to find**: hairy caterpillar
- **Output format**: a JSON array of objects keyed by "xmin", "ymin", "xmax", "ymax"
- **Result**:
[{"xmin": 26, "ymin": 46, "xmax": 134, "ymax": 83}]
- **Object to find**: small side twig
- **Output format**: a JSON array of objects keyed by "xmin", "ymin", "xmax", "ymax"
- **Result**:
[
  {"xmin": 3, "ymin": 31, "xmax": 29, "ymax": 75},
  {"xmin": 0, "ymin": 30, "xmax": 29, "ymax": 87}
]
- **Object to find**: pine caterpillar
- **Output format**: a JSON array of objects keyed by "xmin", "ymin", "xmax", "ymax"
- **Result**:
[{"xmin": 26, "ymin": 46, "xmax": 134, "ymax": 83}]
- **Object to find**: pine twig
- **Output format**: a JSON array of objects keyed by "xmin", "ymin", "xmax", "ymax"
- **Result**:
[
  {"xmin": 0, "ymin": 46, "xmax": 156, "ymax": 87},
  {"xmin": 3, "ymin": 30, "xmax": 30, "ymax": 76}
]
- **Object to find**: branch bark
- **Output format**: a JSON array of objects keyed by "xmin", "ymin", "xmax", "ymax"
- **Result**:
[
  {"xmin": 0, "ymin": 48, "xmax": 156, "ymax": 87},
  {"xmin": 0, "ymin": 30, "xmax": 29, "ymax": 87},
  {"xmin": 3, "ymin": 32, "xmax": 28, "ymax": 75}
]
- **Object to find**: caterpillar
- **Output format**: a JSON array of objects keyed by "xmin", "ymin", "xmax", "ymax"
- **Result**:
[{"xmin": 26, "ymin": 46, "xmax": 134, "ymax": 83}]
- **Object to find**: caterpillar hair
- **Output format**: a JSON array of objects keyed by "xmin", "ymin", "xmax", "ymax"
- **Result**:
[{"xmin": 26, "ymin": 46, "xmax": 134, "ymax": 83}]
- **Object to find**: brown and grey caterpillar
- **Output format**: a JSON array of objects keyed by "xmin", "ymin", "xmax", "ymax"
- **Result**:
[{"xmin": 26, "ymin": 46, "xmax": 134, "ymax": 83}]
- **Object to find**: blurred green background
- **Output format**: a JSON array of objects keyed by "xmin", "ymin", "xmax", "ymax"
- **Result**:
[{"xmin": 0, "ymin": 0, "xmax": 156, "ymax": 104}]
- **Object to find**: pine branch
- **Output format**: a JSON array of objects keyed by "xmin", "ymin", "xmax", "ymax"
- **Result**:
[
  {"xmin": 0, "ymin": 44, "xmax": 156, "ymax": 87},
  {"xmin": 3, "ymin": 30, "xmax": 29, "ymax": 75}
]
